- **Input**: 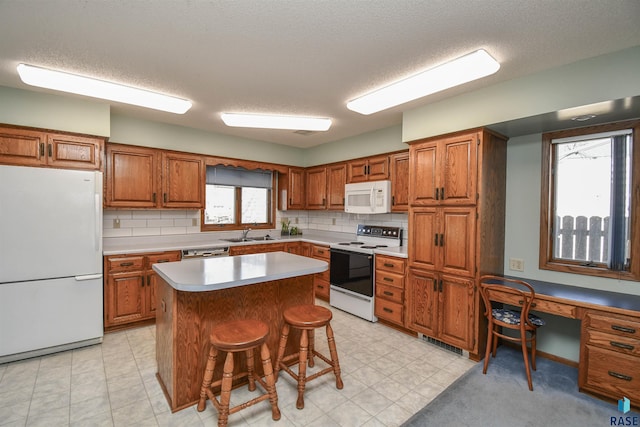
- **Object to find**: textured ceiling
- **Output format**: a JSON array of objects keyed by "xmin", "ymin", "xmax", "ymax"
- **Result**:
[{"xmin": 0, "ymin": 1, "xmax": 639, "ymax": 148}]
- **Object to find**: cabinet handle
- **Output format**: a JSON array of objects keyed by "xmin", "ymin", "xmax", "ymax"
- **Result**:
[
  {"xmin": 610, "ymin": 341, "xmax": 635, "ymax": 351},
  {"xmin": 163, "ymin": 193, "xmax": 167, "ymax": 203},
  {"xmin": 383, "ymin": 307, "xmax": 393, "ymax": 313},
  {"xmin": 318, "ymin": 285, "xmax": 324, "ymax": 289},
  {"xmin": 608, "ymin": 371, "xmax": 633, "ymax": 381},
  {"xmin": 440, "ymin": 187, "xmax": 445, "ymax": 200},
  {"xmin": 434, "ymin": 233, "xmax": 439, "ymax": 246},
  {"xmin": 323, "ymin": 198, "xmax": 326, "ymax": 206},
  {"xmin": 383, "ymin": 291, "xmax": 394, "ymax": 296},
  {"xmin": 48, "ymin": 144, "xmax": 52, "ymax": 157},
  {"xmin": 156, "ymin": 259, "xmax": 170, "ymax": 263},
  {"xmin": 39, "ymin": 142, "xmax": 45, "ymax": 157},
  {"xmin": 438, "ymin": 280, "xmax": 443, "ymax": 292},
  {"xmin": 384, "ymin": 262, "xmax": 394, "ymax": 268},
  {"xmin": 433, "ymin": 279, "xmax": 437, "ymax": 291},
  {"xmin": 152, "ymin": 193, "xmax": 157, "ymax": 203},
  {"xmin": 119, "ymin": 262, "xmax": 134, "ymax": 267},
  {"xmin": 435, "ymin": 187, "xmax": 439, "ymax": 200},
  {"xmin": 318, "ymin": 250, "xmax": 324, "ymax": 254},
  {"xmin": 518, "ymin": 300, "xmax": 537, "ymax": 308},
  {"xmin": 439, "ymin": 234, "xmax": 444, "ymax": 247},
  {"xmin": 383, "ymin": 277, "xmax": 394, "ymax": 282},
  {"xmin": 363, "ymin": 165, "xmax": 367, "ymax": 175},
  {"xmin": 612, "ymin": 325, "xmax": 636, "ymax": 334},
  {"xmin": 392, "ymin": 196, "xmax": 395, "ymax": 206}
]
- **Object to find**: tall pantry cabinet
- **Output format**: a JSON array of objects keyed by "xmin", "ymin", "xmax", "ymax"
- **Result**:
[{"xmin": 406, "ymin": 128, "xmax": 507, "ymax": 359}]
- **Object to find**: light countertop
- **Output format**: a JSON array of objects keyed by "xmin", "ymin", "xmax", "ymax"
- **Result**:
[
  {"xmin": 103, "ymin": 230, "xmax": 408, "ymax": 258},
  {"xmin": 152, "ymin": 251, "xmax": 328, "ymax": 292}
]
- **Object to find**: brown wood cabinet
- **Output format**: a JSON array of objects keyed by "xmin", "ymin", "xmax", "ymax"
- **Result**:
[
  {"xmin": 347, "ymin": 154, "xmax": 389, "ymax": 183},
  {"xmin": 304, "ymin": 163, "xmax": 346, "ymax": 211},
  {"xmin": 105, "ymin": 143, "xmax": 204, "ymax": 209},
  {"xmin": 104, "ymin": 251, "xmax": 181, "ymax": 330},
  {"xmin": 407, "ymin": 268, "xmax": 475, "ymax": 349},
  {"xmin": 0, "ymin": 125, "xmax": 104, "ymax": 170},
  {"xmin": 278, "ymin": 167, "xmax": 305, "ymax": 210},
  {"xmin": 409, "ymin": 132, "xmax": 478, "ymax": 206},
  {"xmin": 407, "ymin": 128, "xmax": 507, "ymax": 357},
  {"xmin": 310, "ymin": 244, "xmax": 331, "ymax": 301},
  {"xmin": 374, "ymin": 255, "xmax": 407, "ymax": 326},
  {"xmin": 390, "ymin": 151, "xmax": 409, "ymax": 212},
  {"xmin": 579, "ymin": 310, "xmax": 640, "ymax": 404}
]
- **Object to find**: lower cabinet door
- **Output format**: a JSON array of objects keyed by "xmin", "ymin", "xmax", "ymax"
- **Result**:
[{"xmin": 105, "ymin": 271, "xmax": 145, "ymax": 327}]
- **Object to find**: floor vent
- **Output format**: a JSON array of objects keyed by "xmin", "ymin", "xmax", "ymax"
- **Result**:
[{"xmin": 419, "ymin": 334, "xmax": 463, "ymax": 355}]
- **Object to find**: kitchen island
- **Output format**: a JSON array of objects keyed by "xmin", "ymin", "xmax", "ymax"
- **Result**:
[{"xmin": 153, "ymin": 251, "xmax": 328, "ymax": 412}]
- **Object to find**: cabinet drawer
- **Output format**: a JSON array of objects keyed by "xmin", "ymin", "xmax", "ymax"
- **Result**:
[
  {"xmin": 375, "ymin": 255, "xmax": 406, "ymax": 274},
  {"xmin": 311, "ymin": 245, "xmax": 330, "ymax": 259},
  {"xmin": 586, "ymin": 329, "xmax": 640, "ymax": 357},
  {"xmin": 375, "ymin": 299, "xmax": 403, "ymax": 325},
  {"xmin": 376, "ymin": 283, "xmax": 404, "ymax": 304},
  {"xmin": 316, "ymin": 269, "xmax": 330, "ymax": 282},
  {"xmin": 106, "ymin": 256, "xmax": 145, "ymax": 272},
  {"xmin": 585, "ymin": 312, "xmax": 640, "ymax": 339},
  {"xmin": 583, "ymin": 345, "xmax": 640, "ymax": 401},
  {"xmin": 376, "ymin": 271, "xmax": 404, "ymax": 289},
  {"xmin": 147, "ymin": 252, "xmax": 181, "ymax": 265},
  {"xmin": 315, "ymin": 278, "xmax": 330, "ymax": 300}
]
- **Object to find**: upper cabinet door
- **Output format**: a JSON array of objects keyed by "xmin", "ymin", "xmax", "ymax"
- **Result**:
[
  {"xmin": 0, "ymin": 126, "xmax": 103, "ymax": 170},
  {"xmin": 47, "ymin": 134, "xmax": 103, "ymax": 170},
  {"xmin": 390, "ymin": 152, "xmax": 409, "ymax": 212},
  {"xmin": 161, "ymin": 152, "xmax": 203, "ymax": 208},
  {"xmin": 287, "ymin": 167, "xmax": 306, "ymax": 210},
  {"xmin": 347, "ymin": 158, "xmax": 368, "ymax": 183},
  {"xmin": 105, "ymin": 144, "xmax": 159, "ymax": 208},
  {"xmin": 409, "ymin": 132, "xmax": 478, "ymax": 206},
  {"xmin": 305, "ymin": 166, "xmax": 327, "ymax": 210},
  {"xmin": 366, "ymin": 154, "xmax": 390, "ymax": 181},
  {"xmin": 327, "ymin": 163, "xmax": 346, "ymax": 210}
]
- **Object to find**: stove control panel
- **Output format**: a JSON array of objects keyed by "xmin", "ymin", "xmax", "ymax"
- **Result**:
[{"xmin": 356, "ymin": 224, "xmax": 402, "ymax": 240}]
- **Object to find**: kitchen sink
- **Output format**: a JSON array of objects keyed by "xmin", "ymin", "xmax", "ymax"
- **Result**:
[{"xmin": 220, "ymin": 235, "xmax": 278, "ymax": 242}]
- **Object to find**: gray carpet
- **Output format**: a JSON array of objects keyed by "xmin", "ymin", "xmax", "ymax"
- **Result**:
[{"xmin": 402, "ymin": 346, "xmax": 639, "ymax": 427}]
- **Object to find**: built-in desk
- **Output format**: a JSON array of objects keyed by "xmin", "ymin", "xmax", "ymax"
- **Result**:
[{"xmin": 491, "ymin": 277, "xmax": 640, "ymax": 407}]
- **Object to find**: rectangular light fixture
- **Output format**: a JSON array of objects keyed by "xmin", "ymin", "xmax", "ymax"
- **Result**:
[
  {"xmin": 346, "ymin": 49, "xmax": 500, "ymax": 115},
  {"xmin": 221, "ymin": 113, "xmax": 332, "ymax": 131},
  {"xmin": 17, "ymin": 64, "xmax": 192, "ymax": 114}
]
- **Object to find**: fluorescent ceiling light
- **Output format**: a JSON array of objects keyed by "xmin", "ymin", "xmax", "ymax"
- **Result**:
[
  {"xmin": 221, "ymin": 113, "xmax": 332, "ymax": 131},
  {"xmin": 17, "ymin": 64, "xmax": 192, "ymax": 114},
  {"xmin": 346, "ymin": 49, "xmax": 500, "ymax": 115}
]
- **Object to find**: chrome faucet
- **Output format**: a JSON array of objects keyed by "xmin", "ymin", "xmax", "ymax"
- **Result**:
[{"xmin": 241, "ymin": 227, "xmax": 252, "ymax": 240}]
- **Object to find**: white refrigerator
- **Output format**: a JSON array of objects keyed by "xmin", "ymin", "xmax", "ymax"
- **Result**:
[{"xmin": 0, "ymin": 164, "xmax": 104, "ymax": 363}]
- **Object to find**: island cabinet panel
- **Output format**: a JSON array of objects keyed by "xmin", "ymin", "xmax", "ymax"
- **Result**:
[
  {"xmin": 155, "ymin": 274, "xmax": 314, "ymax": 412},
  {"xmin": 0, "ymin": 125, "xmax": 104, "ymax": 170}
]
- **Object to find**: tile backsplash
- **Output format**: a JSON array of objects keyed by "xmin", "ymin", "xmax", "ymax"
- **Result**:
[{"xmin": 104, "ymin": 209, "xmax": 408, "ymax": 242}]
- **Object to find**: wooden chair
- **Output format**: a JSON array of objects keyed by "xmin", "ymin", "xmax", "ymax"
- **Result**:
[
  {"xmin": 479, "ymin": 275, "xmax": 545, "ymax": 391},
  {"xmin": 274, "ymin": 304, "xmax": 343, "ymax": 409},
  {"xmin": 197, "ymin": 319, "xmax": 280, "ymax": 427}
]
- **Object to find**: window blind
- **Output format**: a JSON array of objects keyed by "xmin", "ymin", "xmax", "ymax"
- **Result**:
[{"xmin": 206, "ymin": 165, "xmax": 272, "ymax": 189}]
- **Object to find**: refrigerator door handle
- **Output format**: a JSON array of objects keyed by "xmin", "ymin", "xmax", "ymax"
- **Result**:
[
  {"xmin": 75, "ymin": 274, "xmax": 103, "ymax": 281},
  {"xmin": 95, "ymin": 192, "xmax": 101, "ymax": 252}
]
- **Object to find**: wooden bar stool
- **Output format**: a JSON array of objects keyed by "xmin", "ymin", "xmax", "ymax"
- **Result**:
[
  {"xmin": 197, "ymin": 319, "xmax": 280, "ymax": 427},
  {"xmin": 275, "ymin": 304, "xmax": 343, "ymax": 409}
]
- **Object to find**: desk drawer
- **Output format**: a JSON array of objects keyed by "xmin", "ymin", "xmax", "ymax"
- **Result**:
[
  {"xmin": 486, "ymin": 290, "xmax": 577, "ymax": 318},
  {"xmin": 586, "ymin": 329, "xmax": 640, "ymax": 357},
  {"xmin": 376, "ymin": 283, "xmax": 403, "ymax": 304},
  {"xmin": 585, "ymin": 312, "xmax": 640, "ymax": 339},
  {"xmin": 583, "ymin": 345, "xmax": 640, "ymax": 402}
]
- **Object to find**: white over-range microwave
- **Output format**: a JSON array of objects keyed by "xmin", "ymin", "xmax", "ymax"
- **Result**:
[{"xmin": 344, "ymin": 180, "xmax": 392, "ymax": 214}]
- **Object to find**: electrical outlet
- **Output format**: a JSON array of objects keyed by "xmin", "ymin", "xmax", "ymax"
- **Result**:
[
  {"xmin": 509, "ymin": 258, "xmax": 524, "ymax": 272},
  {"xmin": 295, "ymin": 217, "xmax": 299, "ymax": 224},
  {"xmin": 113, "ymin": 218, "xmax": 120, "ymax": 229},
  {"xmin": 192, "ymin": 218, "xmax": 198, "ymax": 226},
  {"xmin": 332, "ymin": 218, "xmax": 336, "ymax": 225}
]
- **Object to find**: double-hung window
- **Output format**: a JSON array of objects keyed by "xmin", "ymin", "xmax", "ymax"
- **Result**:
[
  {"xmin": 202, "ymin": 165, "xmax": 275, "ymax": 231},
  {"xmin": 540, "ymin": 120, "xmax": 640, "ymax": 280}
]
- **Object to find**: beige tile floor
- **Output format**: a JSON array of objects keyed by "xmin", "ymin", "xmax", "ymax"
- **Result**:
[{"xmin": 0, "ymin": 301, "xmax": 475, "ymax": 426}]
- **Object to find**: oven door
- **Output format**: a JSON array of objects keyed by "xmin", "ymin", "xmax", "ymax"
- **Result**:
[{"xmin": 330, "ymin": 248, "xmax": 373, "ymax": 297}]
